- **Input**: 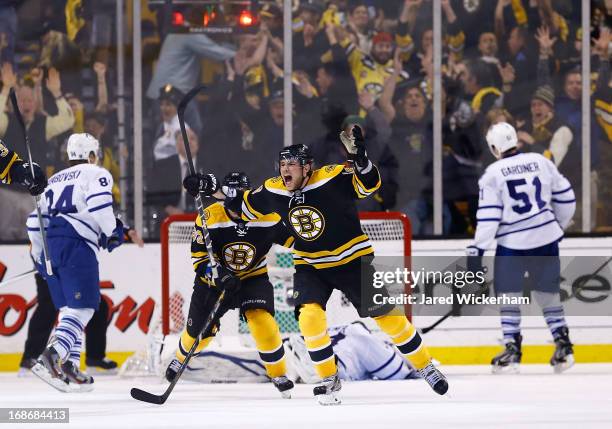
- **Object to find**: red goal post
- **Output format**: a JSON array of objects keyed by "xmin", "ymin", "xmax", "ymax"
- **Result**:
[{"xmin": 160, "ymin": 211, "xmax": 412, "ymax": 336}]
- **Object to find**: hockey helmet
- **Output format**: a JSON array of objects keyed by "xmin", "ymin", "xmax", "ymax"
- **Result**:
[
  {"xmin": 278, "ymin": 144, "xmax": 314, "ymax": 166},
  {"xmin": 486, "ymin": 122, "xmax": 518, "ymax": 159},
  {"xmin": 222, "ymin": 171, "xmax": 251, "ymax": 197},
  {"xmin": 67, "ymin": 133, "xmax": 100, "ymax": 161}
]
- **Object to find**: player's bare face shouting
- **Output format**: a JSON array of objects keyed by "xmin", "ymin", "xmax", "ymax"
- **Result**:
[{"xmin": 280, "ymin": 159, "xmax": 309, "ymax": 191}]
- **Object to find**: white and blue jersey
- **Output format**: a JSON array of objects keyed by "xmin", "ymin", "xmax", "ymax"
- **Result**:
[
  {"xmin": 472, "ymin": 152, "xmax": 575, "ymax": 252},
  {"xmin": 27, "ymin": 163, "xmax": 117, "ymax": 260},
  {"xmin": 330, "ymin": 323, "xmax": 415, "ymax": 381}
]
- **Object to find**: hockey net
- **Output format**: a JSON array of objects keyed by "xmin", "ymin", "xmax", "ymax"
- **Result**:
[{"xmin": 120, "ymin": 212, "xmax": 410, "ymax": 378}]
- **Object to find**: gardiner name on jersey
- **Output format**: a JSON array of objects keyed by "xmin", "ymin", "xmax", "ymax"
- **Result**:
[
  {"xmin": 472, "ymin": 152, "xmax": 575, "ymax": 251},
  {"xmin": 238, "ymin": 163, "xmax": 381, "ymax": 269},
  {"xmin": 191, "ymin": 202, "xmax": 293, "ymax": 285}
]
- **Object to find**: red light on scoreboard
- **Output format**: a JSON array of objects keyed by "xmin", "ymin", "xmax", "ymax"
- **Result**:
[
  {"xmin": 238, "ymin": 10, "xmax": 255, "ymax": 27},
  {"xmin": 203, "ymin": 10, "xmax": 216, "ymax": 26},
  {"xmin": 172, "ymin": 11, "xmax": 184, "ymax": 26}
]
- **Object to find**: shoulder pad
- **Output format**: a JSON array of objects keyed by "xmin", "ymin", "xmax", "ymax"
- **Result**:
[
  {"xmin": 203, "ymin": 202, "xmax": 230, "ymax": 226},
  {"xmin": 265, "ymin": 176, "xmax": 286, "ymax": 191}
]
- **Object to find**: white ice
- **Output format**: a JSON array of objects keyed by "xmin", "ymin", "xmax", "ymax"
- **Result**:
[{"xmin": 1, "ymin": 364, "xmax": 611, "ymax": 429}]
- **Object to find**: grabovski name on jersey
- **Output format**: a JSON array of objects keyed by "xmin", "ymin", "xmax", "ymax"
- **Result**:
[
  {"xmin": 472, "ymin": 152, "xmax": 575, "ymax": 251},
  {"xmin": 27, "ymin": 163, "xmax": 116, "ymax": 259}
]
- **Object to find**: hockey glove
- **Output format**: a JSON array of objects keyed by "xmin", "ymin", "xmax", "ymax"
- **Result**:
[
  {"xmin": 204, "ymin": 264, "xmax": 241, "ymax": 294},
  {"xmin": 340, "ymin": 125, "xmax": 368, "ymax": 170},
  {"xmin": 183, "ymin": 173, "xmax": 219, "ymax": 198},
  {"xmin": 101, "ymin": 218, "xmax": 125, "ymax": 253},
  {"xmin": 11, "ymin": 161, "xmax": 47, "ymax": 196},
  {"xmin": 466, "ymin": 246, "xmax": 486, "ymax": 276}
]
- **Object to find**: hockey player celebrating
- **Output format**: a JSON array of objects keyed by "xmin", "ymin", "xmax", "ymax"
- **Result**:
[
  {"xmin": 165, "ymin": 172, "xmax": 296, "ymax": 398},
  {"xmin": 184, "ymin": 128, "xmax": 448, "ymax": 405},
  {"xmin": 466, "ymin": 122, "xmax": 576, "ymax": 374},
  {"xmin": 27, "ymin": 133, "xmax": 125, "ymax": 392},
  {"xmin": 0, "ymin": 140, "xmax": 47, "ymax": 195}
]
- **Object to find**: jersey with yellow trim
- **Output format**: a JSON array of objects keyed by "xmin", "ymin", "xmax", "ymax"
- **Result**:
[
  {"xmin": 346, "ymin": 43, "xmax": 410, "ymax": 102},
  {"xmin": 191, "ymin": 202, "xmax": 293, "ymax": 286},
  {"xmin": 0, "ymin": 141, "xmax": 21, "ymax": 184},
  {"xmin": 238, "ymin": 162, "xmax": 381, "ymax": 270}
]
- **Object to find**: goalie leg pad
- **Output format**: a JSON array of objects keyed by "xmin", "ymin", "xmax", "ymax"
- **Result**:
[
  {"xmin": 298, "ymin": 303, "xmax": 337, "ymax": 379},
  {"xmin": 245, "ymin": 309, "xmax": 287, "ymax": 378},
  {"xmin": 374, "ymin": 313, "xmax": 431, "ymax": 370}
]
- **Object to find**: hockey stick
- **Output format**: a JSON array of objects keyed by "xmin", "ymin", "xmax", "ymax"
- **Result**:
[
  {"xmin": 420, "ymin": 256, "xmax": 612, "ymax": 334},
  {"xmin": 131, "ymin": 85, "xmax": 224, "ymax": 405},
  {"xmin": 0, "ymin": 269, "xmax": 36, "ymax": 288},
  {"xmin": 9, "ymin": 88, "xmax": 52, "ymax": 276}
]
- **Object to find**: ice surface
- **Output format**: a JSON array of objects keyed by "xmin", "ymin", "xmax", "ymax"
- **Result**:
[{"xmin": 1, "ymin": 364, "xmax": 611, "ymax": 429}]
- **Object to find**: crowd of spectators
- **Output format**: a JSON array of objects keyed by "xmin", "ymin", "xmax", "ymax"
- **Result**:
[{"xmin": 0, "ymin": 0, "xmax": 610, "ymax": 240}]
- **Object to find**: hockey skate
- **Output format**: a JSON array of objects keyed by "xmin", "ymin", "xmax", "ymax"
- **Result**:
[
  {"xmin": 31, "ymin": 344, "xmax": 72, "ymax": 393},
  {"xmin": 165, "ymin": 358, "xmax": 182, "ymax": 382},
  {"xmin": 62, "ymin": 361, "xmax": 95, "ymax": 392},
  {"xmin": 492, "ymin": 334, "xmax": 522, "ymax": 374},
  {"xmin": 86, "ymin": 357, "xmax": 118, "ymax": 375},
  {"xmin": 418, "ymin": 362, "xmax": 449, "ymax": 395},
  {"xmin": 271, "ymin": 376, "xmax": 294, "ymax": 399},
  {"xmin": 313, "ymin": 373, "xmax": 342, "ymax": 406},
  {"xmin": 550, "ymin": 327, "xmax": 574, "ymax": 374}
]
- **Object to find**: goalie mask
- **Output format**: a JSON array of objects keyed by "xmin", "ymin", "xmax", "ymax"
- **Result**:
[
  {"xmin": 67, "ymin": 133, "xmax": 100, "ymax": 162},
  {"xmin": 222, "ymin": 172, "xmax": 251, "ymax": 198}
]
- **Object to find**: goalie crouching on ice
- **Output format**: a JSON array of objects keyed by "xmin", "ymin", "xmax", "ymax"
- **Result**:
[
  {"xmin": 167, "ymin": 172, "xmax": 296, "ymax": 398},
  {"xmin": 183, "ymin": 126, "xmax": 448, "ymax": 405}
]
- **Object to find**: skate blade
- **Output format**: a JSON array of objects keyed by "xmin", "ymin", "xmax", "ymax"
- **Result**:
[
  {"xmin": 279, "ymin": 390, "xmax": 292, "ymax": 399},
  {"xmin": 17, "ymin": 367, "xmax": 34, "ymax": 378},
  {"xmin": 70, "ymin": 382, "xmax": 95, "ymax": 392},
  {"xmin": 31, "ymin": 363, "xmax": 72, "ymax": 393},
  {"xmin": 553, "ymin": 355, "xmax": 575, "ymax": 374},
  {"xmin": 492, "ymin": 363, "xmax": 520, "ymax": 374},
  {"xmin": 316, "ymin": 393, "xmax": 341, "ymax": 406}
]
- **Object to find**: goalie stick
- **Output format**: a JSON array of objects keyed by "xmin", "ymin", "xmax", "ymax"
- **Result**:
[
  {"xmin": 131, "ymin": 85, "xmax": 225, "ymax": 405},
  {"xmin": 9, "ymin": 88, "xmax": 52, "ymax": 276}
]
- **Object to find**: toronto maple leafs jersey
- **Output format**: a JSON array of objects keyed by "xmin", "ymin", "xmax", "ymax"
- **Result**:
[
  {"xmin": 329, "ymin": 322, "xmax": 415, "ymax": 381},
  {"xmin": 27, "ymin": 163, "xmax": 116, "ymax": 258},
  {"xmin": 472, "ymin": 151, "xmax": 575, "ymax": 251}
]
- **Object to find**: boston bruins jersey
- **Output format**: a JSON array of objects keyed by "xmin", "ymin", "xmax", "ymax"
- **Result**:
[
  {"xmin": 237, "ymin": 162, "xmax": 381, "ymax": 270},
  {"xmin": 0, "ymin": 141, "xmax": 20, "ymax": 184},
  {"xmin": 191, "ymin": 202, "xmax": 293, "ymax": 285}
]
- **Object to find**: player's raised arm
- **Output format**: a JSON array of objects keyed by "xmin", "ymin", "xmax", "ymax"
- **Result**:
[
  {"xmin": 1, "ymin": 140, "xmax": 47, "ymax": 194},
  {"xmin": 339, "ymin": 125, "xmax": 381, "ymax": 199}
]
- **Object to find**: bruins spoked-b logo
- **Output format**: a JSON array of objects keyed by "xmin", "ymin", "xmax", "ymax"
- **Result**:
[
  {"xmin": 288, "ymin": 206, "xmax": 325, "ymax": 241},
  {"xmin": 222, "ymin": 242, "xmax": 256, "ymax": 272}
]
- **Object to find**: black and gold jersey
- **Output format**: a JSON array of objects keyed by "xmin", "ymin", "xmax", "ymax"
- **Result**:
[
  {"xmin": 191, "ymin": 202, "xmax": 293, "ymax": 286},
  {"xmin": 0, "ymin": 141, "xmax": 20, "ymax": 184},
  {"xmin": 238, "ymin": 163, "xmax": 381, "ymax": 270}
]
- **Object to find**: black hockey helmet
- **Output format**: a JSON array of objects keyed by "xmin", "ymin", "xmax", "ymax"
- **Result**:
[
  {"xmin": 222, "ymin": 172, "xmax": 251, "ymax": 195},
  {"xmin": 278, "ymin": 144, "xmax": 314, "ymax": 166}
]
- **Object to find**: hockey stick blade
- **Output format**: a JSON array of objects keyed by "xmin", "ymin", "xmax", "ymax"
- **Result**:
[
  {"xmin": 130, "ymin": 387, "xmax": 167, "ymax": 405},
  {"xmin": 130, "ymin": 292, "xmax": 225, "ymax": 405}
]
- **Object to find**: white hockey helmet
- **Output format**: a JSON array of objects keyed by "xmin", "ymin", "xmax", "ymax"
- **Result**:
[
  {"xmin": 67, "ymin": 133, "xmax": 100, "ymax": 162},
  {"xmin": 486, "ymin": 122, "xmax": 518, "ymax": 159}
]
